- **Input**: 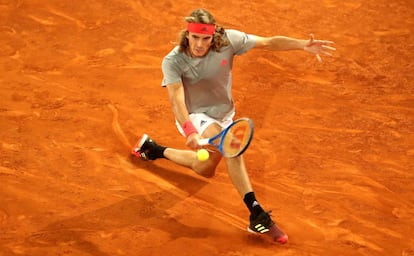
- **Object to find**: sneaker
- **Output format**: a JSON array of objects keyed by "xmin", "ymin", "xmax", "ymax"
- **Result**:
[
  {"xmin": 247, "ymin": 211, "xmax": 288, "ymax": 244},
  {"xmin": 131, "ymin": 134, "xmax": 160, "ymax": 160}
]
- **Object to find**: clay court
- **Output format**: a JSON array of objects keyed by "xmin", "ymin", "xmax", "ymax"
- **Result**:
[{"xmin": 1, "ymin": 0, "xmax": 413, "ymax": 255}]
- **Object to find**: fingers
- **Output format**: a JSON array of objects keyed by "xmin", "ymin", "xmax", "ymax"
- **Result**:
[
  {"xmin": 321, "ymin": 45, "xmax": 335, "ymax": 56},
  {"xmin": 322, "ymin": 45, "xmax": 336, "ymax": 51},
  {"xmin": 321, "ymin": 50, "xmax": 333, "ymax": 56},
  {"xmin": 313, "ymin": 41, "xmax": 335, "ymax": 48},
  {"xmin": 309, "ymin": 33, "xmax": 315, "ymax": 42},
  {"xmin": 307, "ymin": 34, "xmax": 335, "ymax": 62},
  {"xmin": 321, "ymin": 40, "xmax": 335, "ymax": 45},
  {"xmin": 316, "ymin": 54, "xmax": 322, "ymax": 63},
  {"xmin": 316, "ymin": 48, "xmax": 336, "ymax": 62}
]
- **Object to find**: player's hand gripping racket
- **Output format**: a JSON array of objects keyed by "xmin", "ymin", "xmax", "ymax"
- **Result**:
[{"xmin": 198, "ymin": 118, "xmax": 254, "ymax": 158}]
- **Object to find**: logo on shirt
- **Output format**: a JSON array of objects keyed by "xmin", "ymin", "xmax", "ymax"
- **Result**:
[
  {"xmin": 220, "ymin": 59, "xmax": 228, "ymax": 66},
  {"xmin": 200, "ymin": 120, "xmax": 207, "ymax": 127}
]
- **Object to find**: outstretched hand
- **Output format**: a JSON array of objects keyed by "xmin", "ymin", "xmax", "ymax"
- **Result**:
[{"xmin": 304, "ymin": 34, "xmax": 336, "ymax": 62}]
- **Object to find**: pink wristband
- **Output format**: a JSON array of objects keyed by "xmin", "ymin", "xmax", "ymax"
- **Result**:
[{"xmin": 182, "ymin": 121, "xmax": 198, "ymax": 137}]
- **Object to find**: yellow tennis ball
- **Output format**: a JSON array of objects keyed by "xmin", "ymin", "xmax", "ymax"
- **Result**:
[{"xmin": 197, "ymin": 149, "xmax": 209, "ymax": 161}]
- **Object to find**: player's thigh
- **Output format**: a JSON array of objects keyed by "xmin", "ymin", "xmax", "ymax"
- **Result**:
[
  {"xmin": 192, "ymin": 123, "xmax": 222, "ymax": 177},
  {"xmin": 201, "ymin": 122, "xmax": 222, "ymax": 138},
  {"xmin": 201, "ymin": 122, "xmax": 222, "ymax": 163}
]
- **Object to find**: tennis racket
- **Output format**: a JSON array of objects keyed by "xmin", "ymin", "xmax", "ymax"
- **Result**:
[{"xmin": 198, "ymin": 118, "xmax": 254, "ymax": 158}]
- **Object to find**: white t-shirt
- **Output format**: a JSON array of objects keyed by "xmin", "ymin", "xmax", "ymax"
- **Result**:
[{"xmin": 161, "ymin": 29, "xmax": 256, "ymax": 120}]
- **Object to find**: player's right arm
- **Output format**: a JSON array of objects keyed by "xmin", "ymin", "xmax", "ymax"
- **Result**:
[
  {"xmin": 166, "ymin": 82, "xmax": 201, "ymax": 149},
  {"xmin": 254, "ymin": 34, "xmax": 335, "ymax": 62}
]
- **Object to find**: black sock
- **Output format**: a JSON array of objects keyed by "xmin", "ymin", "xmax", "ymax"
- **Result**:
[
  {"xmin": 154, "ymin": 145, "xmax": 167, "ymax": 159},
  {"xmin": 243, "ymin": 192, "xmax": 264, "ymax": 219}
]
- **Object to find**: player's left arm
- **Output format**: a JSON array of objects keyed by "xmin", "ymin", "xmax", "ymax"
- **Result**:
[{"xmin": 254, "ymin": 34, "xmax": 336, "ymax": 62}]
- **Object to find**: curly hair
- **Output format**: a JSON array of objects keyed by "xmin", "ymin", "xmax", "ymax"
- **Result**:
[{"xmin": 178, "ymin": 9, "xmax": 229, "ymax": 53}]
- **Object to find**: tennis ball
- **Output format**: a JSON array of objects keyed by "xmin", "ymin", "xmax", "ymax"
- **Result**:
[{"xmin": 197, "ymin": 149, "xmax": 210, "ymax": 161}]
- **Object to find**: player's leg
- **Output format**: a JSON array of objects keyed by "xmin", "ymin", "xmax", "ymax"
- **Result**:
[
  {"xmin": 163, "ymin": 122, "xmax": 222, "ymax": 177},
  {"xmin": 132, "ymin": 134, "xmax": 221, "ymax": 177},
  {"xmin": 225, "ymin": 156, "xmax": 288, "ymax": 244},
  {"xmin": 225, "ymin": 156, "xmax": 252, "ymax": 196},
  {"xmin": 131, "ymin": 116, "xmax": 223, "ymax": 177}
]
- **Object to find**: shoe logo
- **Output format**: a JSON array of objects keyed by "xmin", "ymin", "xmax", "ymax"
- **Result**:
[
  {"xmin": 220, "ymin": 59, "xmax": 228, "ymax": 66},
  {"xmin": 252, "ymin": 201, "xmax": 260, "ymax": 207},
  {"xmin": 254, "ymin": 224, "xmax": 270, "ymax": 233},
  {"xmin": 200, "ymin": 120, "xmax": 207, "ymax": 127}
]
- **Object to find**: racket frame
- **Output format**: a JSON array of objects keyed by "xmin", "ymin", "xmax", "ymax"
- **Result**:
[{"xmin": 198, "ymin": 118, "xmax": 254, "ymax": 158}]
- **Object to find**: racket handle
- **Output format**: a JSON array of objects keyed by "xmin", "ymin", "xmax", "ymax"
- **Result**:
[{"xmin": 198, "ymin": 138, "xmax": 209, "ymax": 146}]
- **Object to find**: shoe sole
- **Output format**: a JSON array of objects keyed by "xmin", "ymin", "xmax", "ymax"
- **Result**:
[
  {"xmin": 247, "ymin": 225, "xmax": 288, "ymax": 244},
  {"xmin": 131, "ymin": 134, "xmax": 149, "ymax": 157}
]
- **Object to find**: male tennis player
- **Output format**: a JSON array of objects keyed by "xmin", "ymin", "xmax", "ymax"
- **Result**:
[{"xmin": 131, "ymin": 9, "xmax": 335, "ymax": 244}]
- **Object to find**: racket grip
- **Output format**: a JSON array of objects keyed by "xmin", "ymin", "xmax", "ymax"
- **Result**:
[{"xmin": 198, "ymin": 138, "xmax": 209, "ymax": 146}]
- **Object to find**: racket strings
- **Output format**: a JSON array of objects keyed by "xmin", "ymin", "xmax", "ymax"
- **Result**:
[{"xmin": 222, "ymin": 121, "xmax": 252, "ymax": 157}]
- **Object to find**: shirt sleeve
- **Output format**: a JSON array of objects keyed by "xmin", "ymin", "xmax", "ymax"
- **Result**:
[
  {"xmin": 225, "ymin": 29, "xmax": 256, "ymax": 55},
  {"xmin": 161, "ymin": 54, "xmax": 182, "ymax": 87}
]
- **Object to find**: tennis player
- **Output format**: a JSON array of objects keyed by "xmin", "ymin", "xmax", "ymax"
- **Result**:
[{"xmin": 132, "ymin": 8, "xmax": 335, "ymax": 243}]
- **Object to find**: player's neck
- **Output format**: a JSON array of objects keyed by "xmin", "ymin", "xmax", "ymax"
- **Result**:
[{"xmin": 186, "ymin": 48, "xmax": 209, "ymax": 58}]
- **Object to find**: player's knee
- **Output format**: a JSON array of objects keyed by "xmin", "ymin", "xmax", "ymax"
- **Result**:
[
  {"xmin": 193, "ymin": 151, "xmax": 220, "ymax": 178},
  {"xmin": 194, "ymin": 160, "xmax": 218, "ymax": 178},
  {"xmin": 198, "ymin": 167, "xmax": 216, "ymax": 178}
]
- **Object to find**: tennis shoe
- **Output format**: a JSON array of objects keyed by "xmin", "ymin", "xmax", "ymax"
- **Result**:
[
  {"xmin": 131, "ymin": 134, "xmax": 159, "ymax": 160},
  {"xmin": 247, "ymin": 211, "xmax": 288, "ymax": 244}
]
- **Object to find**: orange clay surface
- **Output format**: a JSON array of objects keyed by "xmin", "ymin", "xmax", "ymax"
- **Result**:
[{"xmin": 1, "ymin": 1, "xmax": 413, "ymax": 256}]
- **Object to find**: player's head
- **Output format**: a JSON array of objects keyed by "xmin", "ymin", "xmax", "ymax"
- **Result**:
[{"xmin": 178, "ymin": 9, "xmax": 229, "ymax": 56}]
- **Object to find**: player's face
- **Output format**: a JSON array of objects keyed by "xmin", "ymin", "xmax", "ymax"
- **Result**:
[{"xmin": 187, "ymin": 32, "xmax": 213, "ymax": 57}]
